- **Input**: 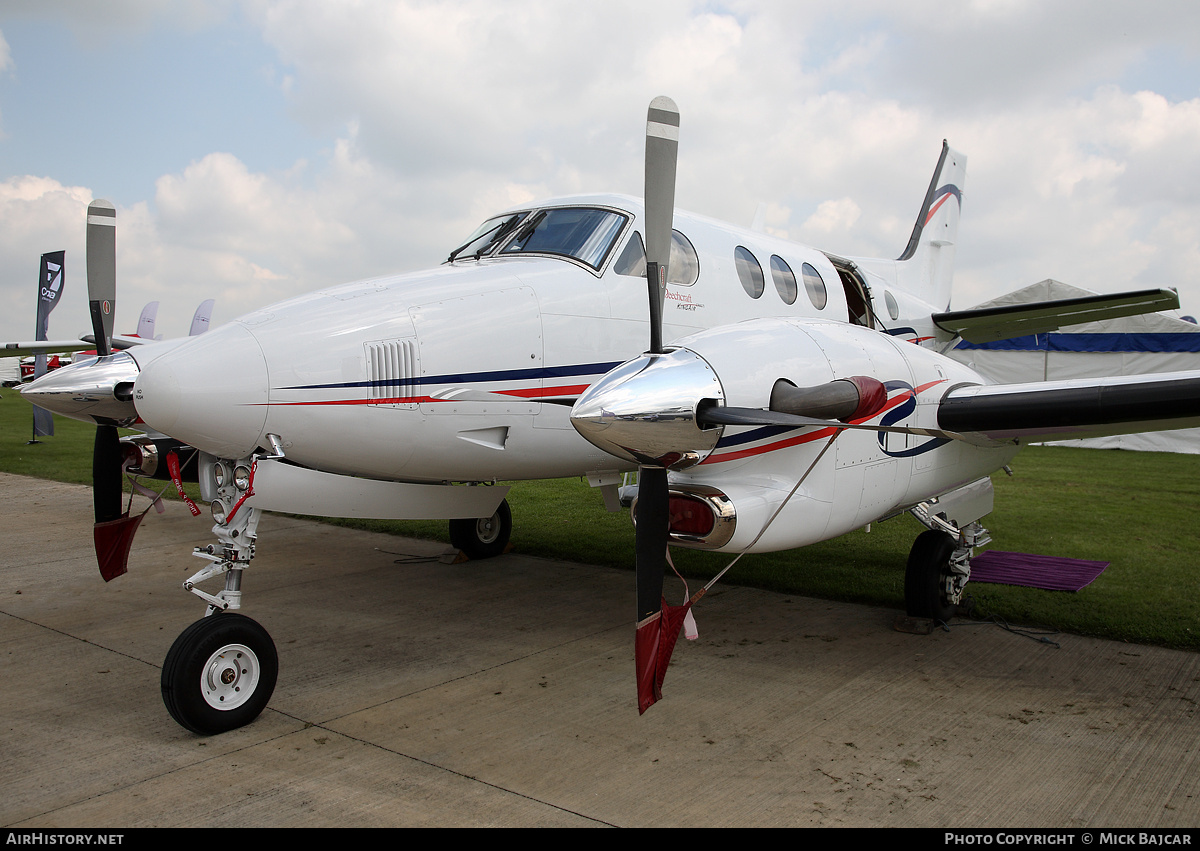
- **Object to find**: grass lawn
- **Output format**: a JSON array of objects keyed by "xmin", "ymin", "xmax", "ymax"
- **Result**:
[{"xmin": 4, "ymin": 386, "xmax": 1200, "ymax": 650}]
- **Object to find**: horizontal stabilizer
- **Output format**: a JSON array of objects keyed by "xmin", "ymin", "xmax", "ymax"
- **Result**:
[
  {"xmin": 938, "ymin": 370, "xmax": 1200, "ymax": 445},
  {"xmin": 933, "ymin": 288, "xmax": 1180, "ymax": 344}
]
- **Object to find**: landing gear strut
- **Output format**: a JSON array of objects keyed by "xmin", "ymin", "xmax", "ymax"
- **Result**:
[{"xmin": 449, "ymin": 498, "xmax": 512, "ymax": 560}]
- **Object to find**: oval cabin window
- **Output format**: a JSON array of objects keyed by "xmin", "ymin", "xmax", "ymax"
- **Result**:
[
  {"xmin": 735, "ymin": 246, "xmax": 765, "ymax": 299},
  {"xmin": 770, "ymin": 255, "xmax": 798, "ymax": 305},
  {"xmin": 801, "ymin": 262, "xmax": 827, "ymax": 310}
]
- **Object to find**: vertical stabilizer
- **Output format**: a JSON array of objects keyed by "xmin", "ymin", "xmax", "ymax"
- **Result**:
[{"xmin": 897, "ymin": 142, "xmax": 965, "ymax": 312}]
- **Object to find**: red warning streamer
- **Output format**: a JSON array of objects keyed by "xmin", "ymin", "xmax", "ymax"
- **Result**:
[{"xmin": 167, "ymin": 451, "xmax": 202, "ymax": 517}]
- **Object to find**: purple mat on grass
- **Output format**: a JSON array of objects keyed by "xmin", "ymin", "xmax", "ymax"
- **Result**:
[{"xmin": 968, "ymin": 550, "xmax": 1108, "ymax": 592}]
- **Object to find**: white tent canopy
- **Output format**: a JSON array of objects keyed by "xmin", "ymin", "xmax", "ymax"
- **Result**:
[{"xmin": 945, "ymin": 280, "xmax": 1200, "ymax": 454}]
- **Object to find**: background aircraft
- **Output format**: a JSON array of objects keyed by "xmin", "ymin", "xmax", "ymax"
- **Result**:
[{"xmin": 18, "ymin": 97, "xmax": 1200, "ymax": 733}]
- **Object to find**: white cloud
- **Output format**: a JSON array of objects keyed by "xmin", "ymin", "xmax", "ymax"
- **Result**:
[
  {"xmin": 802, "ymin": 197, "xmax": 862, "ymax": 235},
  {"xmin": 0, "ymin": 27, "xmax": 11, "ymax": 72},
  {"xmin": 0, "ymin": 176, "xmax": 96, "ymax": 341}
]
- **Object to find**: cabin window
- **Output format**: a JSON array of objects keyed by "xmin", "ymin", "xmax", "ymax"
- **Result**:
[
  {"xmin": 735, "ymin": 246, "xmax": 764, "ymax": 298},
  {"xmin": 885, "ymin": 290, "xmax": 900, "ymax": 320},
  {"xmin": 770, "ymin": 256, "xmax": 798, "ymax": 305},
  {"xmin": 499, "ymin": 207, "xmax": 628, "ymax": 270},
  {"xmin": 801, "ymin": 262, "xmax": 827, "ymax": 310},
  {"xmin": 613, "ymin": 229, "xmax": 700, "ymax": 286},
  {"xmin": 670, "ymin": 231, "xmax": 700, "ymax": 286}
]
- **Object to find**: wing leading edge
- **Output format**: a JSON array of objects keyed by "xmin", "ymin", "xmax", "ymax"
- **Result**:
[{"xmin": 938, "ymin": 371, "xmax": 1200, "ymax": 445}]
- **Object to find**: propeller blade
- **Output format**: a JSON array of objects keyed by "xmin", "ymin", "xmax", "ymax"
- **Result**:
[
  {"xmin": 635, "ymin": 466, "xmax": 670, "ymax": 622},
  {"xmin": 644, "ymin": 96, "xmax": 679, "ymax": 354},
  {"xmin": 630, "ymin": 97, "xmax": 693, "ymax": 713},
  {"xmin": 86, "ymin": 200, "xmax": 117, "ymax": 357},
  {"xmin": 633, "ymin": 464, "xmax": 679, "ymax": 714},
  {"xmin": 93, "ymin": 424, "xmax": 124, "ymax": 524},
  {"xmin": 93, "ymin": 423, "xmax": 146, "ymax": 582},
  {"xmin": 82, "ymin": 203, "xmax": 144, "ymax": 581}
]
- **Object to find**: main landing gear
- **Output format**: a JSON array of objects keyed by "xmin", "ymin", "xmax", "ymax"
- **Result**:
[
  {"xmin": 904, "ymin": 503, "xmax": 991, "ymax": 622},
  {"xmin": 449, "ymin": 498, "xmax": 512, "ymax": 560}
]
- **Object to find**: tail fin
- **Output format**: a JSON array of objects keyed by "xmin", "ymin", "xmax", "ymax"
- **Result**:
[{"xmin": 896, "ymin": 142, "xmax": 966, "ymax": 312}]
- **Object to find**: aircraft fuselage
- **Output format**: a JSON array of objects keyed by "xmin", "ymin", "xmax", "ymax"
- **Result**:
[{"xmin": 123, "ymin": 192, "xmax": 1014, "ymax": 553}]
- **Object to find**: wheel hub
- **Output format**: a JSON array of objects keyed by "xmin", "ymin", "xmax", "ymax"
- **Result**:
[
  {"xmin": 476, "ymin": 514, "xmax": 499, "ymax": 544},
  {"xmin": 201, "ymin": 643, "xmax": 261, "ymax": 710}
]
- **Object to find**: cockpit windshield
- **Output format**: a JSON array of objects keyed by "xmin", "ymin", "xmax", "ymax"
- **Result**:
[
  {"xmin": 448, "ymin": 205, "xmax": 629, "ymax": 271},
  {"xmin": 446, "ymin": 211, "xmax": 530, "ymax": 262},
  {"xmin": 499, "ymin": 207, "xmax": 628, "ymax": 270}
]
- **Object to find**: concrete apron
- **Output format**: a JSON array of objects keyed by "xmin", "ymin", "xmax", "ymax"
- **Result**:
[{"xmin": 1, "ymin": 472, "xmax": 1198, "ymax": 828}]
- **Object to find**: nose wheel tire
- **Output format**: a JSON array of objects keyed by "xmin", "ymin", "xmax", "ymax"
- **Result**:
[
  {"xmin": 161, "ymin": 613, "xmax": 278, "ymax": 735},
  {"xmin": 449, "ymin": 499, "xmax": 512, "ymax": 560},
  {"xmin": 904, "ymin": 529, "xmax": 960, "ymax": 622}
]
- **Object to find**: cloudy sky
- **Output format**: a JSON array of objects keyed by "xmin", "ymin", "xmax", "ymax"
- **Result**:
[{"xmin": 1, "ymin": 0, "xmax": 1199, "ymax": 342}]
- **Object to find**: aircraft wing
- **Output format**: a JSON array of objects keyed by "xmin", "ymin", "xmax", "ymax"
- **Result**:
[
  {"xmin": 4, "ymin": 340, "xmax": 93, "ymax": 357},
  {"xmin": 932, "ymin": 288, "xmax": 1180, "ymax": 344},
  {"xmin": 938, "ymin": 370, "xmax": 1200, "ymax": 445}
]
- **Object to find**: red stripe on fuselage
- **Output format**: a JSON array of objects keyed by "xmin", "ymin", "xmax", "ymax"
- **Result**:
[
  {"xmin": 257, "ymin": 382, "xmax": 590, "ymax": 406},
  {"xmin": 496, "ymin": 384, "xmax": 590, "ymax": 398}
]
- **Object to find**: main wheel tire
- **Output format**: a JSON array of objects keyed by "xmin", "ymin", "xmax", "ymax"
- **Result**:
[
  {"xmin": 161, "ymin": 613, "xmax": 278, "ymax": 735},
  {"xmin": 449, "ymin": 499, "xmax": 512, "ymax": 560},
  {"xmin": 905, "ymin": 529, "xmax": 959, "ymax": 622}
]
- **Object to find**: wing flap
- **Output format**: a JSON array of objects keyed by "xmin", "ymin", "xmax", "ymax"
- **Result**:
[{"xmin": 938, "ymin": 371, "xmax": 1200, "ymax": 445}]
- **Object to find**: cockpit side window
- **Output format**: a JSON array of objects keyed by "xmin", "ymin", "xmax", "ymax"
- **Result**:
[
  {"xmin": 614, "ymin": 231, "xmax": 646, "ymax": 277},
  {"xmin": 613, "ymin": 229, "xmax": 700, "ymax": 286},
  {"xmin": 499, "ymin": 207, "xmax": 628, "ymax": 270}
]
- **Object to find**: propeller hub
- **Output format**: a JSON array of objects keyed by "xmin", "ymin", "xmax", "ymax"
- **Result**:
[
  {"xmin": 570, "ymin": 347, "xmax": 724, "ymax": 470},
  {"xmin": 20, "ymin": 351, "xmax": 139, "ymax": 425}
]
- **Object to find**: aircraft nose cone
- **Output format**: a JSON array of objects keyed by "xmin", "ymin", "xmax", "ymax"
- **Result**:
[
  {"xmin": 134, "ymin": 322, "xmax": 269, "ymax": 458},
  {"xmin": 570, "ymin": 348, "xmax": 725, "ymax": 470}
]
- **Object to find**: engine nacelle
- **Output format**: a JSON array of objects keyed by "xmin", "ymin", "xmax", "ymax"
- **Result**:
[{"xmin": 583, "ymin": 316, "xmax": 1010, "ymax": 555}]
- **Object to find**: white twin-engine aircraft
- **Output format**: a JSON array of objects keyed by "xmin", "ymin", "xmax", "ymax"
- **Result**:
[{"xmin": 20, "ymin": 97, "xmax": 1200, "ymax": 733}]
